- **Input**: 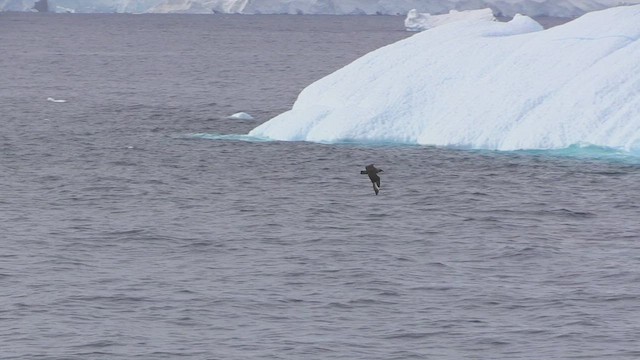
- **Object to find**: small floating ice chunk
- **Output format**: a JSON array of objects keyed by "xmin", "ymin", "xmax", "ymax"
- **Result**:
[
  {"xmin": 47, "ymin": 97, "xmax": 67, "ymax": 103},
  {"xmin": 228, "ymin": 112, "xmax": 254, "ymax": 120}
]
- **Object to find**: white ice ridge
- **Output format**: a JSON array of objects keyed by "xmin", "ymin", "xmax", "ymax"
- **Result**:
[
  {"xmin": 249, "ymin": 5, "xmax": 640, "ymax": 153},
  {"xmin": 4, "ymin": 0, "xmax": 640, "ymax": 17}
]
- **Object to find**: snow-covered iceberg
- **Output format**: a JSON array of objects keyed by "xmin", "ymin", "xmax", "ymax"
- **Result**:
[
  {"xmin": 249, "ymin": 5, "xmax": 640, "ymax": 153},
  {"xmin": 405, "ymin": 8, "xmax": 495, "ymax": 32}
]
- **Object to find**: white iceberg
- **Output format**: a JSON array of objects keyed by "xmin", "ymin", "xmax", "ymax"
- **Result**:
[
  {"xmin": 405, "ymin": 8, "xmax": 496, "ymax": 32},
  {"xmin": 249, "ymin": 5, "xmax": 640, "ymax": 153}
]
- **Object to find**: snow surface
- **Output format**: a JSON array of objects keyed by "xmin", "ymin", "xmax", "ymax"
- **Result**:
[
  {"xmin": 3, "ymin": 0, "xmax": 640, "ymax": 16},
  {"xmin": 405, "ymin": 8, "xmax": 495, "ymax": 32},
  {"xmin": 249, "ymin": 5, "xmax": 640, "ymax": 153}
]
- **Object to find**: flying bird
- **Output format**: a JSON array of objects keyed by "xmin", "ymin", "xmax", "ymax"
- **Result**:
[{"xmin": 361, "ymin": 164, "xmax": 383, "ymax": 195}]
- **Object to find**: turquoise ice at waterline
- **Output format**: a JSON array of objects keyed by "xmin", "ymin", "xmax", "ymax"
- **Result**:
[{"xmin": 249, "ymin": 5, "xmax": 640, "ymax": 154}]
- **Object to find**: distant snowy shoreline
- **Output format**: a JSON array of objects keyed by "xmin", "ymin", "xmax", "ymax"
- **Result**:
[{"xmin": 3, "ymin": 0, "xmax": 640, "ymax": 18}]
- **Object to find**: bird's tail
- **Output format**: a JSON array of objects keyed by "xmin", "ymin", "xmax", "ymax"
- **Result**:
[{"xmin": 373, "ymin": 183, "xmax": 379, "ymax": 195}]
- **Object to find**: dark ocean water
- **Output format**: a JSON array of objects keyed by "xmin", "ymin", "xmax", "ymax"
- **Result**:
[{"xmin": 2, "ymin": 13, "xmax": 640, "ymax": 360}]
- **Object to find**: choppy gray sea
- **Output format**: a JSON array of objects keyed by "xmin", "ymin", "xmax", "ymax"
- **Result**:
[{"xmin": 2, "ymin": 13, "xmax": 640, "ymax": 360}]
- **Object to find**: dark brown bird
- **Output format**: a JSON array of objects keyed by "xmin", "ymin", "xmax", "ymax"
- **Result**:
[{"xmin": 360, "ymin": 164, "xmax": 383, "ymax": 195}]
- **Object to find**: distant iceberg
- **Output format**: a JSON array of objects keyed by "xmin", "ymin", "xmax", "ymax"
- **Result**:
[
  {"xmin": 250, "ymin": 5, "xmax": 640, "ymax": 153},
  {"xmin": 148, "ymin": 0, "xmax": 213, "ymax": 14},
  {"xmin": 405, "ymin": 8, "xmax": 495, "ymax": 32}
]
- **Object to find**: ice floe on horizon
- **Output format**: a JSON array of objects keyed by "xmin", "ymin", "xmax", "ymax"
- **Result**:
[{"xmin": 249, "ymin": 5, "xmax": 640, "ymax": 154}]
